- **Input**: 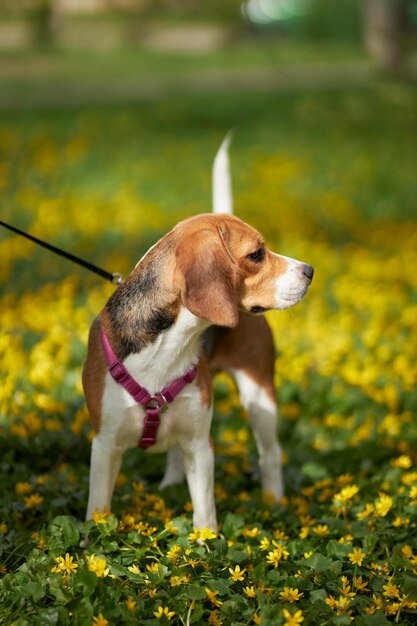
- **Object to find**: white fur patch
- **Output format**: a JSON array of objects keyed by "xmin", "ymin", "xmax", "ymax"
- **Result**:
[{"xmin": 274, "ymin": 254, "xmax": 310, "ymax": 309}]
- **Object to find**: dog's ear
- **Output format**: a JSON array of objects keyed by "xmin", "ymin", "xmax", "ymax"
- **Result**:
[{"xmin": 176, "ymin": 229, "xmax": 240, "ymax": 328}]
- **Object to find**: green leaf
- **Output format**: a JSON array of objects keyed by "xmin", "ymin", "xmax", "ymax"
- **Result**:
[
  {"xmin": 403, "ymin": 577, "xmax": 417, "ymax": 601},
  {"xmin": 169, "ymin": 517, "xmax": 191, "ymax": 538},
  {"xmin": 227, "ymin": 547, "xmax": 249, "ymax": 564},
  {"xmin": 73, "ymin": 569, "xmax": 97, "ymax": 597},
  {"xmin": 26, "ymin": 581, "xmax": 45, "ymax": 602},
  {"xmin": 222, "ymin": 513, "xmax": 245, "ymax": 539},
  {"xmin": 182, "ymin": 586, "xmax": 207, "ymax": 601},
  {"xmin": 301, "ymin": 462, "xmax": 328, "ymax": 480},
  {"xmin": 363, "ymin": 533, "xmax": 378, "ymax": 553},
  {"xmin": 48, "ymin": 516, "xmax": 80, "ymax": 551},
  {"xmin": 33, "ymin": 608, "xmax": 60, "ymax": 626},
  {"xmin": 302, "ymin": 553, "xmax": 334, "ymax": 573},
  {"xmin": 310, "ymin": 588, "xmax": 327, "ymax": 604},
  {"xmin": 355, "ymin": 612, "xmax": 392, "ymax": 626},
  {"xmin": 190, "ymin": 603, "xmax": 204, "ymax": 623},
  {"xmin": 212, "ymin": 537, "xmax": 228, "ymax": 557},
  {"xmin": 326, "ymin": 540, "xmax": 351, "ymax": 559},
  {"xmin": 333, "ymin": 615, "xmax": 353, "ymax": 625},
  {"xmin": 206, "ymin": 578, "xmax": 233, "ymax": 596}
]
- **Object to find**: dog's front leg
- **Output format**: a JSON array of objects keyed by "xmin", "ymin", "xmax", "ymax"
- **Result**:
[
  {"xmin": 86, "ymin": 436, "xmax": 123, "ymax": 519},
  {"xmin": 182, "ymin": 441, "xmax": 217, "ymax": 531}
]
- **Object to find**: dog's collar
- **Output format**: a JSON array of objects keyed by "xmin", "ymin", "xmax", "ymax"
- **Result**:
[{"xmin": 100, "ymin": 327, "xmax": 197, "ymax": 449}]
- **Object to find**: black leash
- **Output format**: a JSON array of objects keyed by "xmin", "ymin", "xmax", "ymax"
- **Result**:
[{"xmin": 0, "ymin": 220, "xmax": 124, "ymax": 285}]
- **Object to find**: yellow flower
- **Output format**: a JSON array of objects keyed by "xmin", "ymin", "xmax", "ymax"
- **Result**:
[
  {"xmin": 86, "ymin": 554, "xmax": 109, "ymax": 578},
  {"xmin": 188, "ymin": 529, "xmax": 201, "ymax": 542},
  {"xmin": 340, "ymin": 576, "xmax": 356, "ymax": 598},
  {"xmin": 353, "ymin": 576, "xmax": 368, "ymax": 591},
  {"xmin": 273, "ymin": 529, "xmax": 289, "ymax": 541},
  {"xmin": 126, "ymin": 597, "xmax": 136, "ymax": 612},
  {"xmin": 356, "ymin": 503, "xmax": 374, "ymax": 519},
  {"xmin": 146, "ymin": 562, "xmax": 159, "ymax": 573},
  {"xmin": 401, "ymin": 545, "xmax": 414, "ymax": 558},
  {"xmin": 280, "ymin": 587, "xmax": 304, "ymax": 603},
  {"xmin": 205, "ymin": 588, "xmax": 223, "ymax": 607},
  {"xmin": 374, "ymin": 494, "xmax": 393, "ymax": 517},
  {"xmin": 402, "ymin": 471, "xmax": 417, "ymax": 486},
  {"xmin": 127, "ymin": 564, "xmax": 140, "ymax": 575},
  {"xmin": 325, "ymin": 595, "xmax": 338, "ymax": 609},
  {"xmin": 24, "ymin": 493, "xmax": 44, "ymax": 508},
  {"xmin": 164, "ymin": 519, "xmax": 178, "ymax": 534},
  {"xmin": 92, "ymin": 614, "xmax": 109, "ymax": 626},
  {"xmin": 15, "ymin": 482, "xmax": 32, "ymax": 495},
  {"xmin": 409, "ymin": 486, "xmax": 417, "ymax": 501},
  {"xmin": 266, "ymin": 544, "xmax": 289, "ymax": 567},
  {"xmin": 229, "ymin": 565, "xmax": 246, "ymax": 581},
  {"xmin": 333, "ymin": 484, "xmax": 359, "ymax": 504},
  {"xmin": 243, "ymin": 527, "xmax": 261, "ymax": 538},
  {"xmin": 153, "ymin": 606, "xmax": 175, "ymax": 620},
  {"xmin": 199, "ymin": 527, "xmax": 217, "ymax": 541},
  {"xmin": 51, "ymin": 553, "xmax": 78, "ymax": 575},
  {"xmin": 92, "ymin": 507, "xmax": 111, "ymax": 524},
  {"xmin": 169, "ymin": 574, "xmax": 190, "ymax": 587},
  {"xmin": 243, "ymin": 586, "xmax": 257, "ymax": 598},
  {"xmin": 312, "ymin": 524, "xmax": 330, "ymax": 536},
  {"xmin": 259, "ymin": 537, "xmax": 270, "ymax": 551},
  {"xmin": 391, "ymin": 455, "xmax": 412, "ymax": 469},
  {"xmin": 0, "ymin": 523, "xmax": 8, "ymax": 534},
  {"xmin": 166, "ymin": 544, "xmax": 182, "ymax": 563},
  {"xmin": 382, "ymin": 581, "xmax": 400, "ymax": 598},
  {"xmin": 282, "ymin": 608, "xmax": 304, "ymax": 626},
  {"xmin": 299, "ymin": 527, "xmax": 309, "ymax": 539},
  {"xmin": 208, "ymin": 611, "xmax": 223, "ymax": 625},
  {"xmin": 348, "ymin": 548, "xmax": 366, "ymax": 566}
]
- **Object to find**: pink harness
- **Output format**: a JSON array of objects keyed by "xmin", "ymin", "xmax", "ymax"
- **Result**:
[{"xmin": 100, "ymin": 328, "xmax": 197, "ymax": 449}]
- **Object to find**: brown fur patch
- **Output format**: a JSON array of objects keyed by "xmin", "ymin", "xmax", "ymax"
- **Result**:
[
  {"xmin": 208, "ymin": 312, "xmax": 276, "ymax": 404},
  {"xmin": 196, "ymin": 349, "xmax": 213, "ymax": 408},
  {"xmin": 82, "ymin": 317, "xmax": 107, "ymax": 433}
]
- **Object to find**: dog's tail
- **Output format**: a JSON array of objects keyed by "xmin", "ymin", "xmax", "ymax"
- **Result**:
[{"xmin": 212, "ymin": 131, "xmax": 233, "ymax": 215}]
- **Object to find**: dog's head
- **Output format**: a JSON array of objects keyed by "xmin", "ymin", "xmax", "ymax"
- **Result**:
[{"xmin": 174, "ymin": 214, "xmax": 313, "ymax": 327}]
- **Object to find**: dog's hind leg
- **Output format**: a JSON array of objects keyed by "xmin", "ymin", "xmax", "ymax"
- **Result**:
[
  {"xmin": 209, "ymin": 313, "xmax": 284, "ymax": 502},
  {"xmin": 159, "ymin": 446, "xmax": 185, "ymax": 489},
  {"xmin": 231, "ymin": 369, "xmax": 283, "ymax": 502}
]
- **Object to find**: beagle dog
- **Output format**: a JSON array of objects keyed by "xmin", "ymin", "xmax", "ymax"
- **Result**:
[{"xmin": 82, "ymin": 137, "xmax": 313, "ymax": 530}]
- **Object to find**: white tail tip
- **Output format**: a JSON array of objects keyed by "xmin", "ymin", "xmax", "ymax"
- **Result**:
[{"xmin": 212, "ymin": 130, "xmax": 233, "ymax": 215}]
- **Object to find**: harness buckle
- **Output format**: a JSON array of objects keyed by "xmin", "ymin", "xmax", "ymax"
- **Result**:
[{"xmin": 146, "ymin": 396, "xmax": 168, "ymax": 412}]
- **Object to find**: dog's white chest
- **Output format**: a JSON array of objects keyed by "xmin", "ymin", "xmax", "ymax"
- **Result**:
[{"xmin": 100, "ymin": 377, "xmax": 206, "ymax": 453}]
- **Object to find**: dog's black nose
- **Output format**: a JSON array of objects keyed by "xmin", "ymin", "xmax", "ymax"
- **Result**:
[{"xmin": 302, "ymin": 264, "xmax": 314, "ymax": 281}]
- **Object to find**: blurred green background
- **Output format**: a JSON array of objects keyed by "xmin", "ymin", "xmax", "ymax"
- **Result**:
[{"xmin": 0, "ymin": 0, "xmax": 416, "ymax": 108}]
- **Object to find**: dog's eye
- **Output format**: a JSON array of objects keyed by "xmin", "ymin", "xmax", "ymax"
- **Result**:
[{"xmin": 247, "ymin": 247, "xmax": 265, "ymax": 263}]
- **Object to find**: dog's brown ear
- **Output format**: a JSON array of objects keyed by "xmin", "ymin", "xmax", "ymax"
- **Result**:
[{"xmin": 176, "ymin": 229, "xmax": 240, "ymax": 328}]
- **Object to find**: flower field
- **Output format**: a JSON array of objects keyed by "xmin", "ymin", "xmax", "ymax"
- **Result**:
[{"xmin": 0, "ymin": 84, "xmax": 416, "ymax": 625}]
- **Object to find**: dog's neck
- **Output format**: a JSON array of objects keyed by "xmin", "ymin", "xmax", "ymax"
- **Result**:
[
  {"xmin": 104, "ymin": 240, "xmax": 178, "ymax": 360},
  {"xmin": 102, "ymin": 243, "xmax": 209, "ymax": 392},
  {"xmin": 124, "ymin": 306, "xmax": 208, "ymax": 393}
]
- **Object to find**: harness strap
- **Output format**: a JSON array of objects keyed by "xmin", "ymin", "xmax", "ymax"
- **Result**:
[{"xmin": 99, "ymin": 328, "xmax": 197, "ymax": 449}]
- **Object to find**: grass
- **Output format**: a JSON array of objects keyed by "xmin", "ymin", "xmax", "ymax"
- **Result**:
[
  {"xmin": 0, "ymin": 34, "xmax": 371, "ymax": 108},
  {"xmin": 0, "ymin": 79, "xmax": 417, "ymax": 625}
]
